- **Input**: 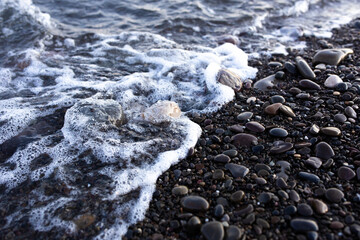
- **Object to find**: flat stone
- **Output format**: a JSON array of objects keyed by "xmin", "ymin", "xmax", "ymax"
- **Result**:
[
  {"xmin": 270, "ymin": 95, "xmax": 286, "ymax": 104},
  {"xmin": 297, "ymin": 203, "xmax": 313, "ymax": 217},
  {"xmin": 256, "ymin": 218, "xmax": 270, "ymax": 229},
  {"xmin": 181, "ymin": 196, "xmax": 210, "ymax": 212},
  {"xmin": 269, "ymin": 128, "xmax": 288, "ymax": 137},
  {"xmin": 230, "ymin": 190, "xmax": 245, "ymax": 203},
  {"xmin": 245, "ymin": 121, "xmax": 265, "ymax": 133},
  {"xmin": 324, "ymin": 75, "xmax": 343, "ymax": 88},
  {"xmin": 254, "ymin": 75, "xmax": 275, "ymax": 91},
  {"xmin": 231, "ymin": 133, "xmax": 257, "ymax": 147},
  {"xmin": 338, "ymin": 166, "xmax": 356, "ymax": 180},
  {"xmin": 234, "ymin": 204, "xmax": 254, "ymax": 216},
  {"xmin": 299, "ymin": 79, "xmax": 321, "ymax": 90},
  {"xmin": 291, "ymin": 219, "xmax": 318, "ymax": 232},
  {"xmin": 258, "ymin": 192, "xmax": 272, "ymax": 204},
  {"xmin": 299, "ymin": 172, "xmax": 320, "ymax": 183},
  {"xmin": 330, "ymin": 221, "xmax": 344, "ymax": 229},
  {"xmin": 305, "ymin": 157, "xmax": 322, "ymax": 169},
  {"xmin": 325, "ymin": 188, "xmax": 344, "ymax": 203},
  {"xmin": 213, "ymin": 169, "xmax": 225, "ymax": 180},
  {"xmin": 321, "ymin": 127, "xmax": 341, "ymax": 137},
  {"xmin": 201, "ymin": 221, "xmax": 224, "ymax": 240},
  {"xmin": 214, "ymin": 204, "xmax": 224, "ymax": 218},
  {"xmin": 225, "ymin": 163, "xmax": 249, "ymax": 178},
  {"xmin": 214, "ymin": 154, "xmax": 231, "ymax": 163},
  {"xmin": 217, "ymin": 69, "xmax": 242, "ymax": 91},
  {"xmin": 237, "ymin": 112, "xmax": 253, "ymax": 121},
  {"xmin": 289, "ymin": 190, "xmax": 301, "ymax": 202},
  {"xmin": 313, "ymin": 48, "xmax": 353, "ymax": 65},
  {"xmin": 172, "ymin": 186, "xmax": 189, "ymax": 195},
  {"xmin": 334, "ymin": 114, "xmax": 347, "ymax": 123},
  {"xmin": 279, "ymin": 105, "xmax": 296, "ymax": 117},
  {"xmin": 264, "ymin": 103, "xmax": 282, "ymax": 115},
  {"xmin": 223, "ymin": 149, "xmax": 238, "ymax": 157},
  {"xmin": 229, "ymin": 125, "xmax": 244, "ymax": 133},
  {"xmin": 345, "ymin": 106, "xmax": 357, "ymax": 118},
  {"xmin": 226, "ymin": 225, "xmax": 243, "ymax": 240},
  {"xmin": 270, "ymin": 142, "xmax": 293, "ymax": 154},
  {"xmin": 284, "ymin": 206, "xmax": 297, "ymax": 215},
  {"xmin": 315, "ymin": 142, "xmax": 335, "ymax": 160},
  {"xmin": 311, "ymin": 199, "xmax": 328, "ymax": 214},
  {"xmin": 296, "ymin": 56, "xmax": 316, "ymax": 80}
]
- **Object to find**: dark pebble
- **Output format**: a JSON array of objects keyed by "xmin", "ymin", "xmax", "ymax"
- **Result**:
[
  {"xmin": 270, "ymin": 142, "xmax": 293, "ymax": 154},
  {"xmin": 258, "ymin": 192, "xmax": 273, "ymax": 204},
  {"xmin": 334, "ymin": 114, "xmax": 347, "ymax": 123},
  {"xmin": 237, "ymin": 112, "xmax": 253, "ymax": 121},
  {"xmin": 245, "ymin": 121, "xmax": 265, "ymax": 133},
  {"xmin": 264, "ymin": 103, "xmax": 282, "ymax": 115},
  {"xmin": 284, "ymin": 205, "xmax": 297, "ymax": 215},
  {"xmin": 297, "ymin": 203, "xmax": 313, "ymax": 217},
  {"xmin": 275, "ymin": 71, "xmax": 285, "ymax": 80},
  {"xmin": 226, "ymin": 225, "xmax": 243, "ymax": 240},
  {"xmin": 299, "ymin": 172, "xmax": 320, "ymax": 183},
  {"xmin": 296, "ymin": 56, "xmax": 316, "ymax": 80},
  {"xmin": 315, "ymin": 142, "xmax": 335, "ymax": 160},
  {"xmin": 345, "ymin": 106, "xmax": 357, "ymax": 118},
  {"xmin": 214, "ymin": 204, "xmax": 224, "ymax": 218},
  {"xmin": 270, "ymin": 95, "xmax": 286, "ymax": 104},
  {"xmin": 225, "ymin": 163, "xmax": 249, "ymax": 178},
  {"xmin": 172, "ymin": 186, "xmax": 189, "ymax": 195},
  {"xmin": 325, "ymin": 188, "xmax": 344, "ymax": 203},
  {"xmin": 230, "ymin": 190, "xmax": 245, "ymax": 203},
  {"xmin": 311, "ymin": 199, "xmax": 328, "ymax": 214},
  {"xmin": 305, "ymin": 157, "xmax": 322, "ymax": 169},
  {"xmin": 337, "ymin": 166, "xmax": 356, "ymax": 180},
  {"xmin": 181, "ymin": 196, "xmax": 210, "ymax": 212},
  {"xmin": 289, "ymin": 190, "xmax": 301, "ymax": 202},
  {"xmin": 320, "ymin": 127, "xmax": 341, "ymax": 137},
  {"xmin": 269, "ymin": 128, "xmax": 288, "ymax": 137},
  {"xmin": 201, "ymin": 221, "xmax": 224, "ymax": 240},
  {"xmin": 290, "ymin": 218, "xmax": 319, "ymax": 232},
  {"xmin": 299, "ymin": 79, "xmax": 321, "ymax": 90},
  {"xmin": 213, "ymin": 169, "xmax": 225, "ymax": 180},
  {"xmin": 223, "ymin": 149, "xmax": 238, "ymax": 157},
  {"xmin": 284, "ymin": 61, "xmax": 297, "ymax": 74},
  {"xmin": 231, "ymin": 133, "xmax": 258, "ymax": 147},
  {"xmin": 214, "ymin": 154, "xmax": 231, "ymax": 163}
]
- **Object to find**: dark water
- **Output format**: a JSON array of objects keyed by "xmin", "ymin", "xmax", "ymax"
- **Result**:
[{"xmin": 0, "ymin": 0, "xmax": 359, "ymax": 238}]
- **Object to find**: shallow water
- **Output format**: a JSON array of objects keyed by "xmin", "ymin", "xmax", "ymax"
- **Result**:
[{"xmin": 0, "ymin": 0, "xmax": 359, "ymax": 238}]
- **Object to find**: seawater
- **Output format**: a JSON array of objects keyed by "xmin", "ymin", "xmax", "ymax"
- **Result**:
[{"xmin": 0, "ymin": 0, "xmax": 359, "ymax": 238}]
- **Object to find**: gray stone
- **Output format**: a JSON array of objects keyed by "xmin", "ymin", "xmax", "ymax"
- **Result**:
[
  {"xmin": 290, "ymin": 219, "xmax": 319, "ymax": 232},
  {"xmin": 311, "ymin": 199, "xmax": 328, "ymax": 214},
  {"xmin": 325, "ymin": 188, "xmax": 344, "ymax": 203},
  {"xmin": 245, "ymin": 121, "xmax": 265, "ymax": 133},
  {"xmin": 289, "ymin": 190, "xmax": 301, "ymax": 202},
  {"xmin": 214, "ymin": 204, "xmax": 225, "ymax": 218},
  {"xmin": 214, "ymin": 154, "xmax": 231, "ymax": 163},
  {"xmin": 299, "ymin": 79, "xmax": 321, "ymax": 90},
  {"xmin": 225, "ymin": 163, "xmax": 249, "ymax": 178},
  {"xmin": 237, "ymin": 112, "xmax": 253, "ymax": 121},
  {"xmin": 226, "ymin": 225, "xmax": 243, "ymax": 240},
  {"xmin": 269, "ymin": 128, "xmax": 288, "ymax": 137},
  {"xmin": 217, "ymin": 69, "xmax": 242, "ymax": 91},
  {"xmin": 315, "ymin": 142, "xmax": 335, "ymax": 160},
  {"xmin": 334, "ymin": 114, "xmax": 347, "ymax": 123},
  {"xmin": 230, "ymin": 190, "xmax": 245, "ymax": 203},
  {"xmin": 345, "ymin": 106, "xmax": 357, "ymax": 118},
  {"xmin": 270, "ymin": 95, "xmax": 286, "ymax": 104},
  {"xmin": 172, "ymin": 186, "xmax": 189, "ymax": 195},
  {"xmin": 305, "ymin": 157, "xmax": 322, "ymax": 169},
  {"xmin": 321, "ymin": 127, "xmax": 341, "ymax": 137},
  {"xmin": 299, "ymin": 172, "xmax": 320, "ymax": 183},
  {"xmin": 231, "ymin": 133, "xmax": 257, "ymax": 147},
  {"xmin": 201, "ymin": 221, "xmax": 224, "ymax": 240},
  {"xmin": 181, "ymin": 196, "xmax": 210, "ymax": 212},
  {"xmin": 310, "ymin": 124, "xmax": 320, "ymax": 134},
  {"xmin": 258, "ymin": 192, "xmax": 272, "ymax": 204},
  {"xmin": 313, "ymin": 48, "xmax": 353, "ymax": 65},
  {"xmin": 213, "ymin": 169, "xmax": 225, "ymax": 180},
  {"xmin": 270, "ymin": 142, "xmax": 293, "ymax": 154},
  {"xmin": 297, "ymin": 203, "xmax": 313, "ymax": 216},
  {"xmin": 296, "ymin": 56, "xmax": 316, "ymax": 80},
  {"xmin": 338, "ymin": 166, "xmax": 356, "ymax": 180},
  {"xmin": 223, "ymin": 149, "xmax": 238, "ymax": 157},
  {"xmin": 324, "ymin": 75, "xmax": 343, "ymax": 88},
  {"xmin": 254, "ymin": 75, "xmax": 275, "ymax": 91}
]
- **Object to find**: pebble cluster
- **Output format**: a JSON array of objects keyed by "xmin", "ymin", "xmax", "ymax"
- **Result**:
[{"xmin": 126, "ymin": 19, "xmax": 360, "ymax": 240}]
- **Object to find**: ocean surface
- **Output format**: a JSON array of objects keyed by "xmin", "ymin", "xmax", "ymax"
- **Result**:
[{"xmin": 0, "ymin": 0, "xmax": 359, "ymax": 238}]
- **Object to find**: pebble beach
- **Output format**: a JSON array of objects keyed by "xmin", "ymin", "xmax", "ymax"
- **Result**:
[{"xmin": 125, "ymin": 19, "xmax": 360, "ymax": 240}]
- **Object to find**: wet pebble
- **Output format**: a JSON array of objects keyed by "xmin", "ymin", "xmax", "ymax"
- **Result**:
[
  {"xmin": 223, "ymin": 149, "xmax": 238, "ymax": 157},
  {"xmin": 284, "ymin": 61, "xmax": 297, "ymax": 74},
  {"xmin": 330, "ymin": 221, "xmax": 344, "ymax": 229},
  {"xmin": 315, "ymin": 142, "xmax": 335, "ymax": 160},
  {"xmin": 214, "ymin": 204, "xmax": 224, "ymax": 218},
  {"xmin": 305, "ymin": 157, "xmax": 322, "ymax": 169},
  {"xmin": 230, "ymin": 190, "xmax": 245, "ymax": 203},
  {"xmin": 345, "ymin": 106, "xmax": 357, "ymax": 118},
  {"xmin": 296, "ymin": 56, "xmax": 316, "ymax": 80},
  {"xmin": 321, "ymin": 127, "xmax": 341, "ymax": 137},
  {"xmin": 337, "ymin": 166, "xmax": 356, "ymax": 180},
  {"xmin": 299, "ymin": 172, "xmax": 320, "ymax": 183},
  {"xmin": 299, "ymin": 79, "xmax": 321, "ymax": 90},
  {"xmin": 279, "ymin": 105, "xmax": 296, "ymax": 117},
  {"xmin": 290, "ymin": 218, "xmax": 319, "ymax": 232},
  {"xmin": 325, "ymin": 188, "xmax": 344, "ymax": 203},
  {"xmin": 324, "ymin": 75, "xmax": 343, "ymax": 88},
  {"xmin": 245, "ymin": 121, "xmax": 265, "ymax": 133},
  {"xmin": 334, "ymin": 113, "xmax": 347, "ymax": 123},
  {"xmin": 258, "ymin": 192, "xmax": 273, "ymax": 204},
  {"xmin": 297, "ymin": 203, "xmax": 313, "ymax": 217},
  {"xmin": 181, "ymin": 196, "xmax": 210, "ymax": 212},
  {"xmin": 254, "ymin": 75, "xmax": 275, "ymax": 91},
  {"xmin": 237, "ymin": 112, "xmax": 253, "ymax": 121},
  {"xmin": 214, "ymin": 154, "xmax": 231, "ymax": 163},
  {"xmin": 269, "ymin": 128, "xmax": 288, "ymax": 137},
  {"xmin": 226, "ymin": 225, "xmax": 243, "ymax": 240},
  {"xmin": 172, "ymin": 186, "xmax": 189, "ymax": 195},
  {"xmin": 231, "ymin": 133, "xmax": 258, "ymax": 147},
  {"xmin": 313, "ymin": 48, "xmax": 353, "ymax": 65},
  {"xmin": 289, "ymin": 190, "xmax": 301, "ymax": 202},
  {"xmin": 270, "ymin": 142, "xmax": 293, "ymax": 154},
  {"xmin": 270, "ymin": 95, "xmax": 286, "ymax": 104},
  {"xmin": 264, "ymin": 103, "xmax": 282, "ymax": 115},
  {"xmin": 225, "ymin": 163, "xmax": 249, "ymax": 178},
  {"xmin": 284, "ymin": 205, "xmax": 297, "ymax": 215},
  {"xmin": 201, "ymin": 221, "xmax": 224, "ymax": 240},
  {"xmin": 311, "ymin": 199, "xmax": 328, "ymax": 214}
]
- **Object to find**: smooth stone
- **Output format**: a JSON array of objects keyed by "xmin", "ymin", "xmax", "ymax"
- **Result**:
[
  {"xmin": 214, "ymin": 154, "xmax": 231, "ymax": 163},
  {"xmin": 258, "ymin": 192, "xmax": 272, "ymax": 204},
  {"xmin": 270, "ymin": 95, "xmax": 286, "ymax": 104},
  {"xmin": 310, "ymin": 124, "xmax": 320, "ymax": 134},
  {"xmin": 276, "ymin": 177, "xmax": 288, "ymax": 189},
  {"xmin": 289, "ymin": 87, "xmax": 302, "ymax": 94},
  {"xmin": 330, "ymin": 221, "xmax": 344, "ymax": 229},
  {"xmin": 256, "ymin": 218, "xmax": 270, "ymax": 229},
  {"xmin": 255, "ymin": 177, "xmax": 267, "ymax": 185},
  {"xmin": 335, "ymin": 82, "xmax": 348, "ymax": 91},
  {"xmin": 321, "ymin": 127, "xmax": 341, "ymax": 137},
  {"xmin": 324, "ymin": 75, "xmax": 343, "ymax": 88},
  {"xmin": 313, "ymin": 48, "xmax": 353, "ymax": 65},
  {"xmin": 325, "ymin": 188, "xmax": 344, "ymax": 203},
  {"xmin": 214, "ymin": 204, "xmax": 225, "ymax": 218},
  {"xmin": 275, "ymin": 71, "xmax": 285, "ymax": 79},
  {"xmin": 284, "ymin": 61, "xmax": 297, "ymax": 74},
  {"xmin": 315, "ymin": 142, "xmax": 335, "ymax": 160},
  {"xmin": 223, "ymin": 149, "xmax": 238, "ymax": 157},
  {"xmin": 278, "ymin": 190, "xmax": 289, "ymax": 199},
  {"xmin": 245, "ymin": 121, "xmax": 265, "ymax": 133},
  {"xmin": 230, "ymin": 190, "xmax": 245, "ymax": 203},
  {"xmin": 237, "ymin": 112, "xmax": 253, "ymax": 121},
  {"xmin": 338, "ymin": 166, "xmax": 356, "ymax": 180},
  {"xmin": 234, "ymin": 204, "xmax": 254, "ymax": 216},
  {"xmin": 172, "ymin": 186, "xmax": 189, "ymax": 195},
  {"xmin": 181, "ymin": 196, "xmax": 210, "ymax": 212},
  {"xmin": 254, "ymin": 75, "xmax": 275, "ymax": 91},
  {"xmin": 225, "ymin": 163, "xmax": 249, "ymax": 178},
  {"xmin": 187, "ymin": 216, "xmax": 201, "ymax": 233},
  {"xmin": 226, "ymin": 225, "xmax": 243, "ymax": 240},
  {"xmin": 289, "ymin": 190, "xmax": 301, "ymax": 202},
  {"xmin": 279, "ymin": 105, "xmax": 296, "ymax": 117},
  {"xmin": 269, "ymin": 61, "xmax": 282, "ymax": 67},
  {"xmin": 334, "ymin": 114, "xmax": 347, "ymax": 123},
  {"xmin": 201, "ymin": 221, "xmax": 224, "ymax": 240},
  {"xmin": 269, "ymin": 128, "xmax": 288, "ymax": 137},
  {"xmin": 270, "ymin": 142, "xmax": 293, "ymax": 154},
  {"xmin": 345, "ymin": 106, "xmax": 357, "ymax": 118},
  {"xmin": 229, "ymin": 125, "xmax": 244, "ymax": 133},
  {"xmin": 299, "ymin": 79, "xmax": 321, "ymax": 90},
  {"xmin": 254, "ymin": 163, "xmax": 271, "ymax": 172},
  {"xmin": 217, "ymin": 69, "xmax": 242, "ymax": 91},
  {"xmin": 297, "ymin": 203, "xmax": 313, "ymax": 217},
  {"xmin": 296, "ymin": 56, "xmax": 316, "ymax": 80},
  {"xmin": 305, "ymin": 157, "xmax": 322, "ymax": 169},
  {"xmin": 243, "ymin": 213, "xmax": 255, "ymax": 225},
  {"xmin": 299, "ymin": 172, "xmax": 320, "ymax": 183},
  {"xmin": 307, "ymin": 231, "xmax": 319, "ymax": 240},
  {"xmin": 284, "ymin": 205, "xmax": 297, "ymax": 215},
  {"xmin": 311, "ymin": 199, "xmax": 328, "ymax": 214},
  {"xmin": 217, "ymin": 35, "xmax": 240, "ymax": 46},
  {"xmin": 290, "ymin": 219, "xmax": 319, "ymax": 232},
  {"xmin": 213, "ymin": 169, "xmax": 225, "ymax": 180},
  {"xmin": 264, "ymin": 103, "xmax": 282, "ymax": 115},
  {"xmin": 231, "ymin": 133, "xmax": 258, "ymax": 147}
]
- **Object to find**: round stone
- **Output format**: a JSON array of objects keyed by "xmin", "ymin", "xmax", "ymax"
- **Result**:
[
  {"xmin": 231, "ymin": 133, "xmax": 258, "ymax": 147},
  {"xmin": 305, "ymin": 157, "xmax": 322, "ymax": 169},
  {"xmin": 297, "ymin": 203, "xmax": 313, "ymax": 217},
  {"xmin": 245, "ymin": 121, "xmax": 265, "ymax": 133},
  {"xmin": 254, "ymin": 75, "xmax": 275, "ymax": 91},
  {"xmin": 296, "ymin": 56, "xmax": 316, "ymax": 80},
  {"xmin": 187, "ymin": 216, "xmax": 202, "ymax": 233},
  {"xmin": 270, "ymin": 95, "xmax": 286, "ymax": 104},
  {"xmin": 315, "ymin": 142, "xmax": 335, "ymax": 160},
  {"xmin": 223, "ymin": 149, "xmax": 238, "ymax": 157},
  {"xmin": 258, "ymin": 192, "xmax": 272, "ymax": 204},
  {"xmin": 264, "ymin": 103, "xmax": 282, "ymax": 115},
  {"xmin": 225, "ymin": 163, "xmax": 249, "ymax": 178},
  {"xmin": 214, "ymin": 154, "xmax": 231, "ymax": 163},
  {"xmin": 334, "ymin": 114, "xmax": 347, "ymax": 123},
  {"xmin": 269, "ymin": 128, "xmax": 288, "ymax": 137},
  {"xmin": 338, "ymin": 166, "xmax": 356, "ymax": 180},
  {"xmin": 226, "ymin": 225, "xmax": 244, "ymax": 240},
  {"xmin": 181, "ymin": 196, "xmax": 210, "ymax": 212},
  {"xmin": 324, "ymin": 75, "xmax": 343, "ymax": 88},
  {"xmin": 284, "ymin": 205, "xmax": 297, "ymax": 215},
  {"xmin": 201, "ymin": 221, "xmax": 224, "ymax": 240},
  {"xmin": 299, "ymin": 79, "xmax": 321, "ymax": 90},
  {"xmin": 230, "ymin": 190, "xmax": 245, "ymax": 203},
  {"xmin": 299, "ymin": 172, "xmax": 320, "ymax": 183},
  {"xmin": 284, "ymin": 61, "xmax": 297, "ymax": 74},
  {"xmin": 213, "ymin": 169, "xmax": 225, "ymax": 180},
  {"xmin": 270, "ymin": 142, "xmax": 293, "ymax": 154},
  {"xmin": 217, "ymin": 69, "xmax": 243, "ymax": 91},
  {"xmin": 289, "ymin": 190, "xmax": 301, "ymax": 202},
  {"xmin": 311, "ymin": 199, "xmax": 328, "ymax": 214},
  {"xmin": 255, "ymin": 177, "xmax": 267, "ymax": 185},
  {"xmin": 172, "ymin": 186, "xmax": 189, "ymax": 195},
  {"xmin": 330, "ymin": 221, "xmax": 344, "ymax": 229},
  {"xmin": 291, "ymin": 219, "xmax": 319, "ymax": 232},
  {"xmin": 237, "ymin": 112, "xmax": 253, "ymax": 121},
  {"xmin": 345, "ymin": 106, "xmax": 357, "ymax": 118},
  {"xmin": 325, "ymin": 188, "xmax": 344, "ymax": 203},
  {"xmin": 321, "ymin": 127, "xmax": 341, "ymax": 137},
  {"xmin": 279, "ymin": 105, "xmax": 296, "ymax": 117},
  {"xmin": 214, "ymin": 204, "xmax": 224, "ymax": 218}
]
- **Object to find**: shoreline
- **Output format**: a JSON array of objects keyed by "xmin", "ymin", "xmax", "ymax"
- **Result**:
[{"xmin": 126, "ymin": 19, "xmax": 360, "ymax": 240}]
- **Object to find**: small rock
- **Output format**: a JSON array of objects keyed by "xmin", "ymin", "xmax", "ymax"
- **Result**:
[
  {"xmin": 279, "ymin": 105, "xmax": 296, "ymax": 117},
  {"xmin": 201, "ymin": 221, "xmax": 224, "ymax": 240},
  {"xmin": 296, "ymin": 56, "xmax": 316, "ymax": 80},
  {"xmin": 334, "ymin": 114, "xmax": 347, "ymax": 123},
  {"xmin": 338, "ymin": 166, "xmax": 356, "ymax": 180},
  {"xmin": 324, "ymin": 75, "xmax": 343, "ymax": 88},
  {"xmin": 231, "ymin": 133, "xmax": 258, "ymax": 147},
  {"xmin": 230, "ymin": 190, "xmax": 245, "ymax": 203},
  {"xmin": 217, "ymin": 69, "xmax": 243, "ymax": 91},
  {"xmin": 290, "ymin": 219, "xmax": 319, "ymax": 232},
  {"xmin": 299, "ymin": 172, "xmax": 320, "ymax": 183},
  {"xmin": 225, "ymin": 163, "xmax": 249, "ymax": 178},
  {"xmin": 330, "ymin": 221, "xmax": 344, "ymax": 229},
  {"xmin": 245, "ymin": 121, "xmax": 265, "ymax": 133},
  {"xmin": 214, "ymin": 154, "xmax": 231, "ymax": 163},
  {"xmin": 297, "ymin": 203, "xmax": 313, "ymax": 217},
  {"xmin": 299, "ymin": 79, "xmax": 321, "ymax": 90},
  {"xmin": 305, "ymin": 157, "xmax": 322, "ymax": 169},
  {"xmin": 270, "ymin": 142, "xmax": 293, "ymax": 154},
  {"xmin": 270, "ymin": 95, "xmax": 286, "ymax": 104},
  {"xmin": 313, "ymin": 48, "xmax": 353, "ymax": 65},
  {"xmin": 315, "ymin": 142, "xmax": 335, "ymax": 160},
  {"xmin": 264, "ymin": 103, "xmax": 282, "ymax": 115},
  {"xmin": 187, "ymin": 216, "xmax": 202, "ymax": 233},
  {"xmin": 254, "ymin": 75, "xmax": 275, "ymax": 91},
  {"xmin": 144, "ymin": 100, "xmax": 181, "ymax": 124},
  {"xmin": 181, "ymin": 196, "xmax": 210, "ymax": 212},
  {"xmin": 258, "ymin": 192, "xmax": 272, "ymax": 204},
  {"xmin": 172, "ymin": 186, "xmax": 189, "ymax": 195},
  {"xmin": 310, "ymin": 124, "xmax": 320, "ymax": 134},
  {"xmin": 74, "ymin": 214, "xmax": 96, "ymax": 229},
  {"xmin": 226, "ymin": 225, "xmax": 243, "ymax": 240},
  {"xmin": 289, "ymin": 190, "xmax": 301, "ymax": 202},
  {"xmin": 217, "ymin": 35, "xmax": 240, "ymax": 46},
  {"xmin": 213, "ymin": 169, "xmax": 225, "ymax": 180},
  {"xmin": 284, "ymin": 205, "xmax": 297, "ymax": 215},
  {"xmin": 325, "ymin": 188, "xmax": 344, "ymax": 203},
  {"xmin": 284, "ymin": 61, "xmax": 297, "ymax": 74},
  {"xmin": 311, "ymin": 199, "xmax": 328, "ymax": 214},
  {"xmin": 214, "ymin": 204, "xmax": 225, "ymax": 218},
  {"xmin": 237, "ymin": 112, "xmax": 253, "ymax": 121},
  {"xmin": 345, "ymin": 106, "xmax": 357, "ymax": 118},
  {"xmin": 223, "ymin": 149, "xmax": 238, "ymax": 157},
  {"xmin": 321, "ymin": 127, "xmax": 341, "ymax": 137},
  {"xmin": 269, "ymin": 128, "xmax": 288, "ymax": 137}
]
